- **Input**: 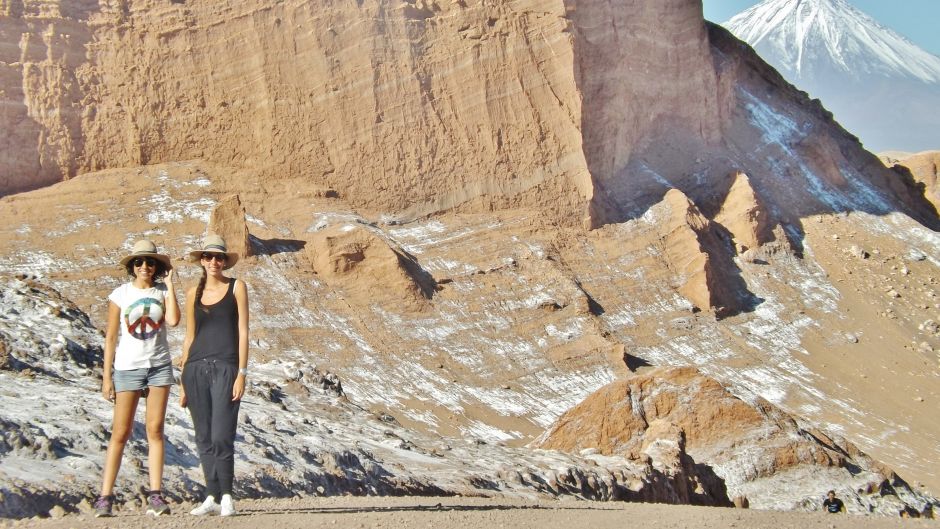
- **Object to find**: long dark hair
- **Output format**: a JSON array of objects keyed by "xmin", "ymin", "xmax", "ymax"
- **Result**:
[{"xmin": 194, "ymin": 267, "xmax": 208, "ymax": 311}]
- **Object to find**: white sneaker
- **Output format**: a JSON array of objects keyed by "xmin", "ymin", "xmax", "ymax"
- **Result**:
[
  {"xmin": 190, "ymin": 496, "xmax": 221, "ymax": 516},
  {"xmin": 220, "ymin": 494, "xmax": 236, "ymax": 517}
]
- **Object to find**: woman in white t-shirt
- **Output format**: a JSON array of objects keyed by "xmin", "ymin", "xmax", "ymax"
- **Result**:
[{"xmin": 93, "ymin": 240, "xmax": 180, "ymax": 518}]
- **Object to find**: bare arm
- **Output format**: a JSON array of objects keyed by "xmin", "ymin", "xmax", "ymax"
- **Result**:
[
  {"xmin": 101, "ymin": 301, "xmax": 121, "ymax": 401},
  {"xmin": 178, "ymin": 286, "xmax": 197, "ymax": 406},
  {"xmin": 163, "ymin": 268, "xmax": 180, "ymax": 327},
  {"xmin": 232, "ymin": 279, "xmax": 250, "ymax": 401},
  {"xmin": 179, "ymin": 285, "xmax": 197, "ymax": 366}
]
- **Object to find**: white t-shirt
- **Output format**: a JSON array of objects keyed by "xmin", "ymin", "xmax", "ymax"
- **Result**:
[{"xmin": 108, "ymin": 283, "xmax": 172, "ymax": 370}]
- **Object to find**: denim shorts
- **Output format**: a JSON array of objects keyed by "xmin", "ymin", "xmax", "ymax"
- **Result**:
[{"xmin": 112, "ymin": 363, "xmax": 175, "ymax": 393}]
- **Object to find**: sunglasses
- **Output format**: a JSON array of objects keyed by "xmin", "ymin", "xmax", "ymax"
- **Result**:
[
  {"xmin": 132, "ymin": 257, "xmax": 157, "ymax": 268},
  {"xmin": 201, "ymin": 253, "xmax": 227, "ymax": 262}
]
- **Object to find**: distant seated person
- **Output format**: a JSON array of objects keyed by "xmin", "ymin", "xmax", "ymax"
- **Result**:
[{"xmin": 823, "ymin": 490, "xmax": 845, "ymax": 514}]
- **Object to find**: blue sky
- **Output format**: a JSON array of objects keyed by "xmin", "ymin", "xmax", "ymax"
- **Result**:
[{"xmin": 703, "ymin": 1, "xmax": 940, "ymax": 56}]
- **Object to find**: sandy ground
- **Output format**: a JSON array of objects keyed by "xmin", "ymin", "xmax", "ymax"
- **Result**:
[{"xmin": 6, "ymin": 497, "xmax": 938, "ymax": 529}]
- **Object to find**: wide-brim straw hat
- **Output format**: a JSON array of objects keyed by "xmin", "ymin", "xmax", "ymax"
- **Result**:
[
  {"xmin": 120, "ymin": 239, "xmax": 172, "ymax": 269},
  {"xmin": 188, "ymin": 233, "xmax": 239, "ymax": 270}
]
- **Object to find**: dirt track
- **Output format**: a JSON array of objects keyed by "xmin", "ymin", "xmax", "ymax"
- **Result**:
[{"xmin": 6, "ymin": 497, "xmax": 938, "ymax": 529}]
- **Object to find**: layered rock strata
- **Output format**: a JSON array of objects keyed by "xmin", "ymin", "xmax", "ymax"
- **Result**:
[
  {"xmin": 308, "ymin": 224, "xmax": 435, "ymax": 312},
  {"xmin": 539, "ymin": 367, "xmax": 937, "ymax": 513},
  {"xmin": 2, "ymin": 0, "xmax": 936, "ymax": 236}
]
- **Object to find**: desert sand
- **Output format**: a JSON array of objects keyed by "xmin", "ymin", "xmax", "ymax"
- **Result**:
[{"xmin": 7, "ymin": 496, "xmax": 940, "ymax": 529}]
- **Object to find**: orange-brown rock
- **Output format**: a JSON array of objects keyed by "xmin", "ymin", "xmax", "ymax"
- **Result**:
[
  {"xmin": 540, "ymin": 367, "xmax": 761, "ymax": 456},
  {"xmin": 712, "ymin": 172, "xmax": 773, "ymax": 253},
  {"xmin": 5, "ymin": 0, "xmax": 933, "ymax": 235},
  {"xmin": 656, "ymin": 189, "xmax": 745, "ymax": 316},
  {"xmin": 539, "ymin": 367, "xmax": 905, "ymax": 508},
  {"xmin": 883, "ymin": 151, "xmax": 940, "ymax": 212},
  {"xmin": 308, "ymin": 224, "xmax": 434, "ymax": 312},
  {"xmin": 208, "ymin": 194, "xmax": 252, "ymax": 259}
]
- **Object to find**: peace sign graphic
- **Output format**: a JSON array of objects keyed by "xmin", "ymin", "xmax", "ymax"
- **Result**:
[{"xmin": 125, "ymin": 297, "xmax": 165, "ymax": 340}]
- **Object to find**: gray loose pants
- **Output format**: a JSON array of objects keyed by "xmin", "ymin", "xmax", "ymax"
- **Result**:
[{"xmin": 182, "ymin": 359, "xmax": 241, "ymax": 498}]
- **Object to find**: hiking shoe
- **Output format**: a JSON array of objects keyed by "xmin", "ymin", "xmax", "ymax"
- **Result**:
[
  {"xmin": 146, "ymin": 492, "xmax": 171, "ymax": 516},
  {"xmin": 190, "ymin": 496, "xmax": 221, "ymax": 516},
  {"xmin": 220, "ymin": 494, "xmax": 236, "ymax": 517},
  {"xmin": 93, "ymin": 495, "xmax": 114, "ymax": 518}
]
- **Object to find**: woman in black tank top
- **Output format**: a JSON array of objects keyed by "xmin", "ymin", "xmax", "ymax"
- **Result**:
[{"xmin": 178, "ymin": 234, "xmax": 250, "ymax": 517}]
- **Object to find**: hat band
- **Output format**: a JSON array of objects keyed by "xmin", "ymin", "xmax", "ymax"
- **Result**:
[{"xmin": 204, "ymin": 244, "xmax": 227, "ymax": 252}]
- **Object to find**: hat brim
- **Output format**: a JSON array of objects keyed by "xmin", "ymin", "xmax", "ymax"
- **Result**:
[
  {"xmin": 120, "ymin": 252, "xmax": 172, "ymax": 269},
  {"xmin": 189, "ymin": 250, "xmax": 239, "ymax": 270}
]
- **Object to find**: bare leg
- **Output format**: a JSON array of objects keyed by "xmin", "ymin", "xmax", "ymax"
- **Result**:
[
  {"xmin": 100, "ymin": 391, "xmax": 141, "ymax": 496},
  {"xmin": 145, "ymin": 385, "xmax": 171, "ymax": 492}
]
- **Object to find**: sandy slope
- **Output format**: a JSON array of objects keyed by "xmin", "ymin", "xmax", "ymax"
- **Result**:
[{"xmin": 8, "ymin": 497, "xmax": 939, "ymax": 529}]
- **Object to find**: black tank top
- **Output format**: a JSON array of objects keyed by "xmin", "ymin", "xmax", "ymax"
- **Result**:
[{"xmin": 187, "ymin": 279, "xmax": 239, "ymax": 364}]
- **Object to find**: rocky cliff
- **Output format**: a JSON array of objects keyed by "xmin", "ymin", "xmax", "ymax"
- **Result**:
[{"xmin": 2, "ymin": 0, "xmax": 935, "ymax": 231}]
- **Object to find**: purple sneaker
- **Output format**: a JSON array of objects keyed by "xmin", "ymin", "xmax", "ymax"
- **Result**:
[
  {"xmin": 146, "ymin": 492, "xmax": 171, "ymax": 516},
  {"xmin": 93, "ymin": 495, "xmax": 113, "ymax": 518}
]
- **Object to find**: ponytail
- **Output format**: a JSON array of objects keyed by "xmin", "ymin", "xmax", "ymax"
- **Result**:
[{"xmin": 194, "ymin": 267, "xmax": 208, "ymax": 312}]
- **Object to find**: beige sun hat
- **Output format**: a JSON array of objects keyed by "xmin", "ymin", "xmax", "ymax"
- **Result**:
[
  {"xmin": 188, "ymin": 233, "xmax": 239, "ymax": 269},
  {"xmin": 120, "ymin": 239, "xmax": 172, "ymax": 269}
]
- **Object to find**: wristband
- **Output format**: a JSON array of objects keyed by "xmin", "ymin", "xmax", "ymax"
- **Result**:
[{"xmin": 238, "ymin": 367, "xmax": 248, "ymax": 376}]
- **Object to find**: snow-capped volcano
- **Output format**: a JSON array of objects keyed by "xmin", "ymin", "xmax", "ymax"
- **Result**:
[{"xmin": 722, "ymin": 0, "xmax": 940, "ymax": 152}]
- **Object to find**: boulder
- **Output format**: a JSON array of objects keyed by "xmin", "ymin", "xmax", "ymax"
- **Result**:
[
  {"xmin": 208, "ymin": 194, "xmax": 252, "ymax": 259},
  {"xmin": 656, "ymin": 189, "xmax": 746, "ymax": 316},
  {"xmin": 712, "ymin": 172, "xmax": 774, "ymax": 253},
  {"xmin": 539, "ymin": 366, "xmax": 933, "ymax": 512},
  {"xmin": 884, "ymin": 151, "xmax": 940, "ymax": 212},
  {"xmin": 308, "ymin": 224, "xmax": 435, "ymax": 311}
]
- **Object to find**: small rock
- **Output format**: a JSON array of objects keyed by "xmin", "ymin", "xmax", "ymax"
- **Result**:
[
  {"xmin": 847, "ymin": 245, "xmax": 869, "ymax": 259},
  {"xmin": 48, "ymin": 505, "xmax": 66, "ymax": 519},
  {"xmin": 845, "ymin": 334, "xmax": 859, "ymax": 344},
  {"xmin": 887, "ymin": 290, "xmax": 901, "ymax": 298},
  {"xmin": 914, "ymin": 397, "xmax": 924, "ymax": 402}
]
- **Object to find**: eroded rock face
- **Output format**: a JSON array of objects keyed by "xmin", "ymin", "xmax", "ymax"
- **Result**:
[
  {"xmin": 3, "ymin": 0, "xmax": 934, "ymax": 237},
  {"xmin": 712, "ymin": 172, "xmax": 774, "ymax": 253},
  {"xmin": 655, "ymin": 189, "xmax": 747, "ymax": 317},
  {"xmin": 883, "ymin": 151, "xmax": 940, "ymax": 212},
  {"xmin": 308, "ymin": 224, "xmax": 435, "ymax": 311},
  {"xmin": 1, "ymin": 0, "xmax": 594, "ymax": 222},
  {"xmin": 538, "ymin": 367, "xmax": 936, "ymax": 513},
  {"xmin": 0, "ymin": 0, "xmax": 91, "ymax": 193}
]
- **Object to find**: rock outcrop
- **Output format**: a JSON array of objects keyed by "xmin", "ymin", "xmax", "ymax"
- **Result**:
[
  {"xmin": 539, "ymin": 367, "xmax": 937, "ymax": 513},
  {"xmin": 308, "ymin": 224, "xmax": 435, "ymax": 311},
  {"xmin": 655, "ymin": 189, "xmax": 747, "ymax": 317},
  {"xmin": 712, "ymin": 172, "xmax": 774, "ymax": 253},
  {"xmin": 208, "ymin": 194, "xmax": 252, "ymax": 259},
  {"xmin": 883, "ymin": 151, "xmax": 940, "ymax": 212}
]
